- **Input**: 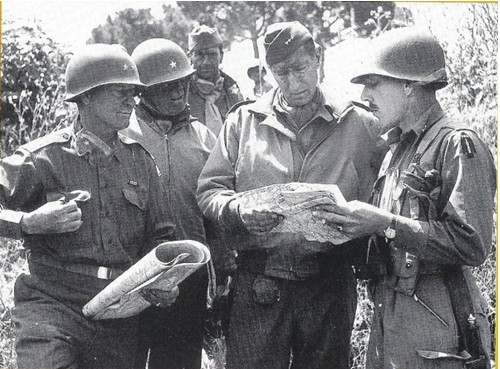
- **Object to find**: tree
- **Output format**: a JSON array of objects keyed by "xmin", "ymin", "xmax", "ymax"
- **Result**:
[
  {"xmin": 88, "ymin": 6, "xmax": 195, "ymax": 53},
  {"xmin": 1, "ymin": 19, "xmax": 75, "ymax": 156},
  {"xmin": 178, "ymin": 1, "xmax": 394, "ymax": 81},
  {"xmin": 179, "ymin": 2, "xmax": 395, "ymax": 57}
]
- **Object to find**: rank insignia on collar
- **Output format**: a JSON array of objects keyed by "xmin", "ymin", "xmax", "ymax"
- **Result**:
[
  {"xmin": 285, "ymin": 36, "xmax": 294, "ymax": 45},
  {"xmin": 170, "ymin": 60, "xmax": 177, "ymax": 69}
]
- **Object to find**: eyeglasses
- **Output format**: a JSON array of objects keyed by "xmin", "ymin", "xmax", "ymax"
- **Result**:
[
  {"xmin": 271, "ymin": 63, "xmax": 312, "ymax": 80},
  {"xmin": 148, "ymin": 77, "xmax": 191, "ymax": 94},
  {"xmin": 102, "ymin": 85, "xmax": 137, "ymax": 98}
]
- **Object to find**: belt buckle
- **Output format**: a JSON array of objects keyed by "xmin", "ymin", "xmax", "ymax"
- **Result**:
[{"xmin": 97, "ymin": 266, "xmax": 112, "ymax": 280}]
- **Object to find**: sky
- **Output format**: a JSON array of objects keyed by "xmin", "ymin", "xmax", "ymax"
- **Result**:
[
  {"xmin": 3, "ymin": 1, "xmax": 171, "ymax": 47},
  {"xmin": 2, "ymin": 1, "xmax": 475, "ymax": 48}
]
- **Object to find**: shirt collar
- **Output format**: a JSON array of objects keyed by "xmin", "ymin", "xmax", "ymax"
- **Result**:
[
  {"xmin": 387, "ymin": 102, "xmax": 445, "ymax": 145},
  {"xmin": 248, "ymin": 87, "xmax": 348, "ymax": 122},
  {"xmin": 70, "ymin": 116, "xmax": 129, "ymax": 164},
  {"xmin": 401, "ymin": 102, "xmax": 444, "ymax": 137}
]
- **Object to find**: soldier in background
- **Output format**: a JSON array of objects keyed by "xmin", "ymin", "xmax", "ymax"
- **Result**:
[
  {"xmin": 247, "ymin": 60, "xmax": 273, "ymax": 98},
  {"xmin": 314, "ymin": 28, "xmax": 495, "ymax": 368},
  {"xmin": 187, "ymin": 25, "xmax": 243, "ymax": 136},
  {"xmin": 0, "ymin": 44, "xmax": 178, "ymax": 369}
]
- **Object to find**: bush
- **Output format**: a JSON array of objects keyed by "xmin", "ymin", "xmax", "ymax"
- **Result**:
[{"xmin": 1, "ymin": 19, "xmax": 76, "ymax": 157}]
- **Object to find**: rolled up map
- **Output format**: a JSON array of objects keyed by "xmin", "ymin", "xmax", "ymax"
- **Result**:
[{"xmin": 82, "ymin": 240, "xmax": 210, "ymax": 320}]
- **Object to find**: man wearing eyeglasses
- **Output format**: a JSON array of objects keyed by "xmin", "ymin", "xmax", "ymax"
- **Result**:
[
  {"xmin": 197, "ymin": 21, "xmax": 387, "ymax": 369},
  {"xmin": 121, "ymin": 38, "xmax": 218, "ymax": 369},
  {"xmin": 0, "ymin": 44, "xmax": 178, "ymax": 369}
]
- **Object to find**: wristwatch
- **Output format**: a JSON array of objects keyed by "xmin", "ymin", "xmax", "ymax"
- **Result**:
[{"xmin": 384, "ymin": 216, "xmax": 397, "ymax": 240}]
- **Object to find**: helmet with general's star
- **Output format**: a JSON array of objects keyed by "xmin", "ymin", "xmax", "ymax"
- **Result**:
[
  {"xmin": 131, "ymin": 38, "xmax": 195, "ymax": 86},
  {"xmin": 64, "ymin": 44, "xmax": 144, "ymax": 102}
]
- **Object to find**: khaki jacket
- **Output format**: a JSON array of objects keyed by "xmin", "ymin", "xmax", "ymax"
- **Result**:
[{"xmin": 198, "ymin": 88, "xmax": 386, "ymax": 280}]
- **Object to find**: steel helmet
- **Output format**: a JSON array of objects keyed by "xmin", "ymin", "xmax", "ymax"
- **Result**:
[
  {"xmin": 351, "ymin": 27, "xmax": 447, "ymax": 89},
  {"xmin": 64, "ymin": 44, "xmax": 144, "ymax": 102},
  {"xmin": 131, "ymin": 39, "xmax": 195, "ymax": 87}
]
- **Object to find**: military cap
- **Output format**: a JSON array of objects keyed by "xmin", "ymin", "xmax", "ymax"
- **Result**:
[
  {"xmin": 264, "ymin": 21, "xmax": 313, "ymax": 65},
  {"xmin": 188, "ymin": 25, "xmax": 223, "ymax": 52},
  {"xmin": 351, "ymin": 27, "xmax": 447, "ymax": 89},
  {"xmin": 247, "ymin": 59, "xmax": 266, "ymax": 78}
]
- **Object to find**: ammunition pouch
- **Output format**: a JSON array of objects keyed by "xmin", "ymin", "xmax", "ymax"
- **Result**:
[
  {"xmin": 351, "ymin": 235, "xmax": 390, "ymax": 280},
  {"xmin": 252, "ymin": 276, "xmax": 281, "ymax": 305}
]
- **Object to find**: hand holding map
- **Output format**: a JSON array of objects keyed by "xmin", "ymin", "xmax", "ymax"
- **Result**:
[
  {"xmin": 82, "ymin": 240, "xmax": 210, "ymax": 320},
  {"xmin": 234, "ymin": 182, "xmax": 353, "ymax": 244}
]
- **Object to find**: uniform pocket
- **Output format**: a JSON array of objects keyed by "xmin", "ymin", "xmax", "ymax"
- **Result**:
[
  {"xmin": 122, "ymin": 188, "xmax": 146, "ymax": 210},
  {"xmin": 119, "ymin": 186, "xmax": 147, "ymax": 254}
]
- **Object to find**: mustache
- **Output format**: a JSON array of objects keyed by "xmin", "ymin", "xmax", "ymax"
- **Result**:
[{"xmin": 351, "ymin": 101, "xmax": 377, "ymax": 112}]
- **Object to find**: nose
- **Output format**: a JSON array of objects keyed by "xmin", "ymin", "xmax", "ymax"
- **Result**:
[
  {"xmin": 125, "ymin": 92, "xmax": 136, "ymax": 107},
  {"xmin": 170, "ymin": 81, "xmax": 184, "ymax": 96},
  {"xmin": 361, "ymin": 86, "xmax": 372, "ymax": 102},
  {"xmin": 287, "ymin": 72, "xmax": 301, "ymax": 90},
  {"xmin": 202, "ymin": 55, "xmax": 211, "ymax": 65}
]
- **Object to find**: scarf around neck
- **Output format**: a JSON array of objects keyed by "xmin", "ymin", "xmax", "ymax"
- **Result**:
[{"xmin": 191, "ymin": 74, "xmax": 225, "ymax": 135}]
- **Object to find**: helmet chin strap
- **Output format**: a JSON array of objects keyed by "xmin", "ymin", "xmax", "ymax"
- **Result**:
[{"xmin": 74, "ymin": 128, "xmax": 116, "ymax": 166}]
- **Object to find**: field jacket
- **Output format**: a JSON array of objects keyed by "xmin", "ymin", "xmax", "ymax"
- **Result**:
[
  {"xmin": 198, "ymin": 88, "xmax": 387, "ymax": 280},
  {"xmin": 122, "ymin": 105, "xmax": 216, "ymax": 243}
]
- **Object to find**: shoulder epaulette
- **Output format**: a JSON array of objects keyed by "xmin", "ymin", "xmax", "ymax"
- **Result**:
[
  {"xmin": 19, "ymin": 128, "xmax": 72, "ymax": 153},
  {"xmin": 225, "ymin": 99, "xmax": 256, "ymax": 119}
]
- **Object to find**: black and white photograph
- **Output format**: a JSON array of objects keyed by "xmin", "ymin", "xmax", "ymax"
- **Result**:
[{"xmin": 1, "ymin": 1, "xmax": 497, "ymax": 369}]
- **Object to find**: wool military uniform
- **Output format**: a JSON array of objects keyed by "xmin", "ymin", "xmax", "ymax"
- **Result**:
[
  {"xmin": 1, "ymin": 122, "xmax": 175, "ymax": 369},
  {"xmin": 365, "ymin": 103, "xmax": 495, "ymax": 368}
]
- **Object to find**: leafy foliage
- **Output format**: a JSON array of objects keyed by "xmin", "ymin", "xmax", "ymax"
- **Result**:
[
  {"xmin": 178, "ymin": 1, "xmax": 395, "ymax": 59},
  {"xmin": 88, "ymin": 6, "xmax": 195, "ymax": 53},
  {"xmin": 0, "ymin": 3, "xmax": 496, "ymax": 369},
  {"xmin": 1, "ymin": 20, "xmax": 76, "ymax": 156}
]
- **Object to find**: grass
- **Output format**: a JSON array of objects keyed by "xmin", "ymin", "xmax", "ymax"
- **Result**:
[{"xmin": 0, "ymin": 238, "xmax": 495, "ymax": 368}]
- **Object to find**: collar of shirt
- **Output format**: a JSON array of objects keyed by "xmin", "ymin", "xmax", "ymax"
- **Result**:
[
  {"xmin": 402, "ymin": 102, "xmax": 444, "ymax": 138},
  {"xmin": 135, "ymin": 103, "xmax": 192, "ymax": 135},
  {"xmin": 387, "ymin": 102, "xmax": 445, "ymax": 145},
  {"xmin": 273, "ymin": 88, "xmax": 326, "ymax": 129},
  {"xmin": 69, "ymin": 118, "xmax": 132, "ymax": 165}
]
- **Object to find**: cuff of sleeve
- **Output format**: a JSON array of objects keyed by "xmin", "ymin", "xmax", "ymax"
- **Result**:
[
  {"xmin": 0, "ymin": 210, "xmax": 26, "ymax": 239},
  {"xmin": 392, "ymin": 216, "xmax": 429, "ymax": 256},
  {"xmin": 220, "ymin": 199, "xmax": 248, "ymax": 234}
]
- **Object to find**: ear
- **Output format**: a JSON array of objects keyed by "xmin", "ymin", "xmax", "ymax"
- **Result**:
[
  {"xmin": 403, "ymin": 81, "xmax": 414, "ymax": 97},
  {"xmin": 80, "ymin": 93, "xmax": 91, "ymax": 106}
]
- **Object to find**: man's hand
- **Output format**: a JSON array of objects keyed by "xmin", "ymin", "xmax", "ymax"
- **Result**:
[
  {"xmin": 21, "ymin": 199, "xmax": 83, "ymax": 234},
  {"xmin": 239, "ymin": 208, "xmax": 283, "ymax": 236},
  {"xmin": 140, "ymin": 285, "xmax": 179, "ymax": 308},
  {"xmin": 312, "ymin": 201, "xmax": 393, "ymax": 238}
]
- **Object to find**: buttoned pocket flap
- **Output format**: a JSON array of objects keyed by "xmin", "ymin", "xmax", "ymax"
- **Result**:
[{"xmin": 122, "ymin": 188, "xmax": 146, "ymax": 210}]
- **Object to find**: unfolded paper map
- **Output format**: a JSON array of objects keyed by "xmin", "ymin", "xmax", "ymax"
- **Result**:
[
  {"xmin": 234, "ymin": 182, "xmax": 352, "ymax": 244},
  {"xmin": 82, "ymin": 240, "xmax": 210, "ymax": 320}
]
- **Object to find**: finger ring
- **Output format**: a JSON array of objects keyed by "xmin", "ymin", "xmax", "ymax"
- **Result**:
[{"xmin": 336, "ymin": 224, "xmax": 343, "ymax": 232}]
